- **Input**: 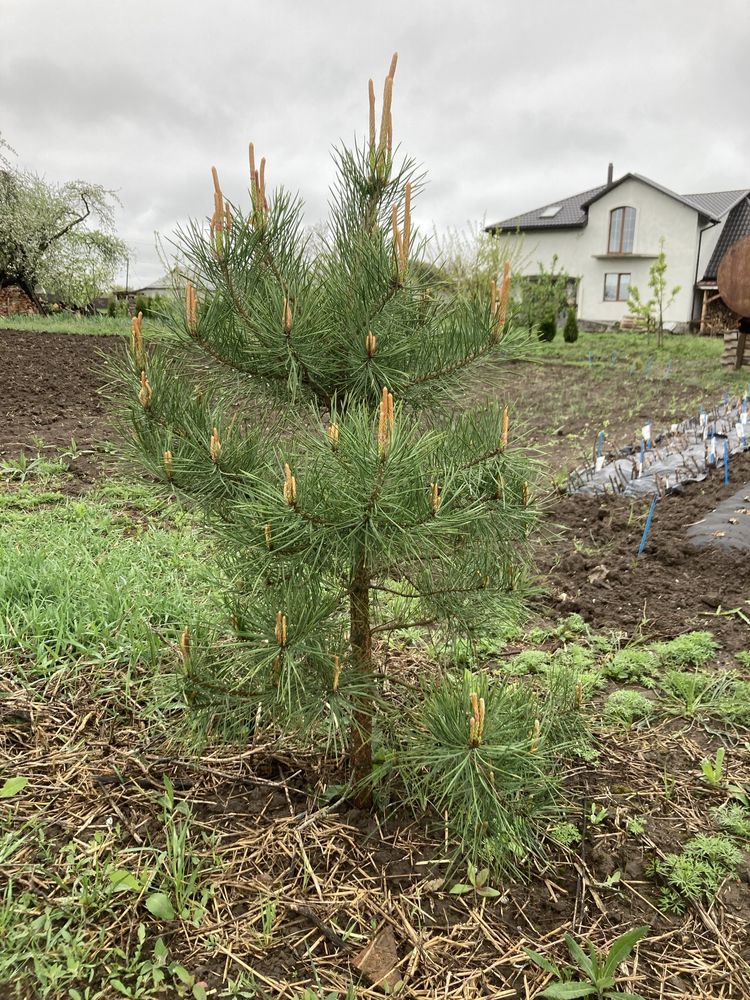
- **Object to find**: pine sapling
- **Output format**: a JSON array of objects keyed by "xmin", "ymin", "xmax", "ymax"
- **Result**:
[{"xmin": 113, "ymin": 56, "xmax": 537, "ymax": 804}]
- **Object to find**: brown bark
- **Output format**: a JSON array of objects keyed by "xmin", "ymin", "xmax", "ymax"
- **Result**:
[{"xmin": 349, "ymin": 549, "xmax": 373, "ymax": 807}]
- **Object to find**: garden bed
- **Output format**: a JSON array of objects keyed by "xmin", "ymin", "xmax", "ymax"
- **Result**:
[{"xmin": 2, "ymin": 328, "xmax": 750, "ymax": 998}]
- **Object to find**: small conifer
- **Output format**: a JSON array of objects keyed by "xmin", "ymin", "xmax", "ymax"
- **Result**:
[{"xmin": 115, "ymin": 56, "xmax": 537, "ymax": 803}]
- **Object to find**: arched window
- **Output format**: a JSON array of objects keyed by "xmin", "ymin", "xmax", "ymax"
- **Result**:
[{"xmin": 608, "ymin": 207, "xmax": 636, "ymax": 254}]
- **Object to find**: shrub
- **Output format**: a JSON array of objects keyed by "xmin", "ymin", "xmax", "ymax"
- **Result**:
[
  {"xmin": 113, "ymin": 56, "xmax": 537, "ymax": 805},
  {"xmin": 562, "ymin": 306, "xmax": 578, "ymax": 343},
  {"xmin": 537, "ymin": 312, "xmax": 557, "ymax": 342},
  {"xmin": 603, "ymin": 690, "xmax": 654, "ymax": 728}
]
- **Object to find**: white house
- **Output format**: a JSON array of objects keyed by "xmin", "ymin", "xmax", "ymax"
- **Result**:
[{"xmin": 486, "ymin": 168, "xmax": 750, "ymax": 331}]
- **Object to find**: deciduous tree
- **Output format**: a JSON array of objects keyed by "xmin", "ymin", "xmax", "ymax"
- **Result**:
[{"xmin": 0, "ymin": 161, "xmax": 126, "ymax": 308}]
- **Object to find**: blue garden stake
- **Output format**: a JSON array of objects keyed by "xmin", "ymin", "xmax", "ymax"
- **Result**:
[
  {"xmin": 611, "ymin": 351, "xmax": 618, "ymax": 366},
  {"xmin": 638, "ymin": 494, "xmax": 658, "ymax": 558},
  {"xmin": 665, "ymin": 360, "xmax": 672, "ymax": 377},
  {"xmin": 596, "ymin": 431, "xmax": 604, "ymax": 457},
  {"xmin": 724, "ymin": 440, "xmax": 730, "ymax": 484},
  {"xmin": 588, "ymin": 352, "xmax": 593, "ymax": 368},
  {"xmin": 724, "ymin": 391, "xmax": 730, "ymax": 406},
  {"xmin": 708, "ymin": 427, "xmax": 716, "ymax": 466},
  {"xmin": 645, "ymin": 422, "xmax": 653, "ymax": 450}
]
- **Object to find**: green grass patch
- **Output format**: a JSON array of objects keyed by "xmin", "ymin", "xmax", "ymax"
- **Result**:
[
  {"xmin": 0, "ymin": 312, "xmax": 132, "ymax": 337},
  {"xmin": 0, "ymin": 487, "xmax": 212, "ymax": 676}
]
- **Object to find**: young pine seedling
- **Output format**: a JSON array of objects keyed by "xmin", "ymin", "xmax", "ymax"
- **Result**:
[
  {"xmin": 449, "ymin": 861, "xmax": 502, "ymax": 898},
  {"xmin": 525, "ymin": 924, "xmax": 649, "ymax": 999}
]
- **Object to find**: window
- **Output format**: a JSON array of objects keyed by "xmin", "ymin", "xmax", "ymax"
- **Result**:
[
  {"xmin": 608, "ymin": 206, "xmax": 636, "ymax": 253},
  {"xmin": 604, "ymin": 273, "xmax": 631, "ymax": 301},
  {"xmin": 540, "ymin": 205, "xmax": 562, "ymax": 218}
]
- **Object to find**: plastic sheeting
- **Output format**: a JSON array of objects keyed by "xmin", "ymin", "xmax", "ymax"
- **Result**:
[{"xmin": 568, "ymin": 395, "xmax": 750, "ymax": 497}]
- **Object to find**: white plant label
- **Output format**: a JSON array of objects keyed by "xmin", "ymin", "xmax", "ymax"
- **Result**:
[
  {"xmin": 700, "ymin": 413, "xmax": 708, "ymax": 427},
  {"xmin": 709, "ymin": 438, "xmax": 716, "ymax": 459},
  {"xmin": 595, "ymin": 455, "xmax": 605, "ymax": 471},
  {"xmin": 737, "ymin": 423, "xmax": 746, "ymax": 441},
  {"xmin": 642, "ymin": 424, "xmax": 651, "ymax": 442},
  {"xmin": 742, "ymin": 411, "xmax": 748, "ymax": 425}
]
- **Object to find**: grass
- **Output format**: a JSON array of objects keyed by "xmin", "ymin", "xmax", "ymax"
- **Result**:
[
  {"xmin": 0, "ymin": 311, "xmax": 133, "ymax": 336},
  {"xmin": 0, "ymin": 478, "xmax": 212, "ymax": 678}
]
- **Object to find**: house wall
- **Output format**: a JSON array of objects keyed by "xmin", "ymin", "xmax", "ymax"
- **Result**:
[{"xmin": 502, "ymin": 178, "xmax": 704, "ymax": 327}]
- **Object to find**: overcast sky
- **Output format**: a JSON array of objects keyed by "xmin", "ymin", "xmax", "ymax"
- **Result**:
[{"xmin": 1, "ymin": 0, "xmax": 748, "ymax": 287}]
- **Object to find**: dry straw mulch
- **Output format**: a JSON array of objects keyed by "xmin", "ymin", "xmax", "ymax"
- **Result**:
[{"xmin": 2, "ymin": 665, "xmax": 750, "ymax": 998}]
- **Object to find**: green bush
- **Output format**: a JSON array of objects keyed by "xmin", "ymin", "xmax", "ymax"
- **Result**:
[
  {"xmin": 537, "ymin": 313, "xmax": 557, "ymax": 342},
  {"xmin": 562, "ymin": 306, "xmax": 578, "ymax": 343}
]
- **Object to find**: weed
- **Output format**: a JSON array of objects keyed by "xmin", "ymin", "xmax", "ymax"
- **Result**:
[
  {"xmin": 449, "ymin": 861, "xmax": 502, "ymax": 898},
  {"xmin": 626, "ymin": 816, "xmax": 647, "ymax": 837},
  {"xmin": 589, "ymin": 803, "xmax": 608, "ymax": 826},
  {"xmin": 648, "ymin": 834, "xmax": 743, "ymax": 912},
  {"xmin": 712, "ymin": 803, "xmax": 750, "ymax": 839},
  {"xmin": 525, "ymin": 924, "xmax": 648, "ymax": 999},
  {"xmin": 603, "ymin": 648, "xmax": 659, "ymax": 687},
  {"xmin": 719, "ymin": 680, "xmax": 750, "ymax": 726},
  {"xmin": 549, "ymin": 822, "xmax": 581, "ymax": 847},
  {"xmin": 735, "ymin": 651, "xmax": 750, "ymax": 669},
  {"xmin": 603, "ymin": 690, "xmax": 654, "ymax": 728},
  {"xmin": 699, "ymin": 747, "xmax": 726, "ymax": 787},
  {"xmin": 650, "ymin": 631, "xmax": 718, "ymax": 669},
  {"xmin": 504, "ymin": 649, "xmax": 551, "ymax": 676},
  {"xmin": 153, "ymin": 776, "xmax": 214, "ymax": 924},
  {"xmin": 660, "ymin": 670, "xmax": 733, "ymax": 719}
]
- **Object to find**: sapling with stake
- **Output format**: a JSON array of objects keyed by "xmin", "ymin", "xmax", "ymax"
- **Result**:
[{"xmin": 113, "ymin": 56, "xmax": 536, "ymax": 805}]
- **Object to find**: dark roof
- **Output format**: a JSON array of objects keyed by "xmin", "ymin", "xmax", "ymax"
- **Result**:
[
  {"xmin": 487, "ymin": 174, "xmax": 748, "ymax": 234},
  {"xmin": 579, "ymin": 173, "xmax": 720, "ymax": 221},
  {"xmin": 486, "ymin": 184, "xmax": 606, "ymax": 232},
  {"xmin": 703, "ymin": 195, "xmax": 750, "ymax": 281},
  {"xmin": 682, "ymin": 189, "xmax": 749, "ymax": 218}
]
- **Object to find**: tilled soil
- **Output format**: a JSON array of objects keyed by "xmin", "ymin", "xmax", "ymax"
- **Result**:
[
  {"xmin": 541, "ymin": 454, "xmax": 750, "ymax": 652},
  {"xmin": 0, "ymin": 329, "xmax": 120, "ymax": 485}
]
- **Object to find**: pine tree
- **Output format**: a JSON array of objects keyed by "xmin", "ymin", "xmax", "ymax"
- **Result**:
[
  {"xmin": 116, "ymin": 55, "xmax": 537, "ymax": 805},
  {"xmin": 563, "ymin": 306, "xmax": 578, "ymax": 343}
]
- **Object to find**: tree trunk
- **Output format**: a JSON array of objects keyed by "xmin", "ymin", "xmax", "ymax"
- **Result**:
[{"xmin": 349, "ymin": 549, "xmax": 373, "ymax": 807}]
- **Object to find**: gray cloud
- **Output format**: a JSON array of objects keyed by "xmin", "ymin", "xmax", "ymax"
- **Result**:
[{"xmin": 1, "ymin": 0, "xmax": 748, "ymax": 285}]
